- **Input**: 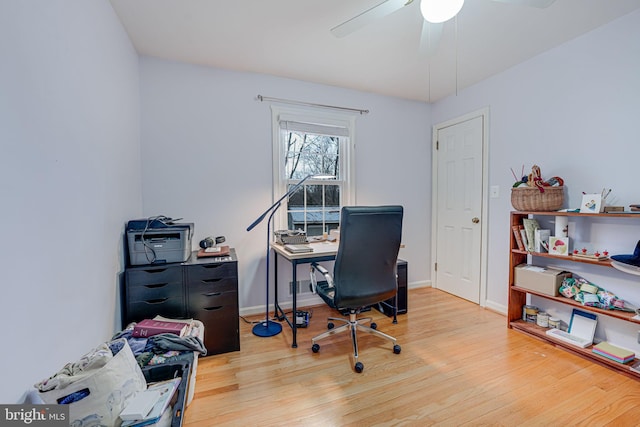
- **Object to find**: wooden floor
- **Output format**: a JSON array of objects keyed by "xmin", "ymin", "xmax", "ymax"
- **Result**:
[{"xmin": 183, "ymin": 288, "xmax": 640, "ymax": 426}]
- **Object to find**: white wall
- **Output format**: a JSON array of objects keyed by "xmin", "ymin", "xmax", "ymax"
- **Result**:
[
  {"xmin": 432, "ymin": 10, "xmax": 640, "ymax": 349},
  {"xmin": 139, "ymin": 57, "xmax": 432, "ymax": 311},
  {"xmin": 0, "ymin": 1, "xmax": 141, "ymax": 403}
]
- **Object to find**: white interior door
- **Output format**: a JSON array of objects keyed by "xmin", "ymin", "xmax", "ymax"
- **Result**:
[{"xmin": 433, "ymin": 111, "xmax": 486, "ymax": 304}]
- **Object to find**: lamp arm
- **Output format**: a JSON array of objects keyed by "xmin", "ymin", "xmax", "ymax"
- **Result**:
[{"xmin": 246, "ymin": 173, "xmax": 316, "ymax": 232}]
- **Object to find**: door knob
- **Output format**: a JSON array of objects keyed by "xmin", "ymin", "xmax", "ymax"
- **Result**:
[{"xmin": 472, "ymin": 217, "xmax": 480, "ymax": 224}]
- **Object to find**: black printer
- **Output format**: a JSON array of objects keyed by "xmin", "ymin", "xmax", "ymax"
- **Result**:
[{"xmin": 126, "ymin": 216, "xmax": 194, "ymax": 266}]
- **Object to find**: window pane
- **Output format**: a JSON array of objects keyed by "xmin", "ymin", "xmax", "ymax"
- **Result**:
[
  {"xmin": 286, "ymin": 208, "xmax": 340, "ymax": 236},
  {"xmin": 283, "ymin": 132, "xmax": 340, "ymax": 179}
]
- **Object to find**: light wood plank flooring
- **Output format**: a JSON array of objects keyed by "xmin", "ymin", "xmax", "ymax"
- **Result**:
[{"xmin": 184, "ymin": 287, "xmax": 640, "ymax": 426}]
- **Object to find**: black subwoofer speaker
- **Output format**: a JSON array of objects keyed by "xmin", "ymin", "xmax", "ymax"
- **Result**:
[{"xmin": 376, "ymin": 259, "xmax": 407, "ymax": 316}]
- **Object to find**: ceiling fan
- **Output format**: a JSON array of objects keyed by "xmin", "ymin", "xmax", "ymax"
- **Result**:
[{"xmin": 331, "ymin": 0, "xmax": 557, "ymax": 56}]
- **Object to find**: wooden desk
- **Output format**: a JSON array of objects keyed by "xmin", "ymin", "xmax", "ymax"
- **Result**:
[{"xmin": 271, "ymin": 241, "xmax": 339, "ymax": 348}]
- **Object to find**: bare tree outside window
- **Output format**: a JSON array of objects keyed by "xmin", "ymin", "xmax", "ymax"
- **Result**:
[{"xmin": 284, "ymin": 131, "xmax": 342, "ymax": 236}]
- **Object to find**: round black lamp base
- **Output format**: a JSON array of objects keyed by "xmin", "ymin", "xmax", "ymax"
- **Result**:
[{"xmin": 252, "ymin": 320, "xmax": 282, "ymax": 337}]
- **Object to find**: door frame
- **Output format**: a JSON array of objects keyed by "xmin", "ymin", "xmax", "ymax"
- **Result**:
[{"xmin": 430, "ymin": 107, "xmax": 490, "ymax": 306}]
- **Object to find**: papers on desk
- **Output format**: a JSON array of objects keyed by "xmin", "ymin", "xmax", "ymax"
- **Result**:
[{"xmin": 284, "ymin": 244, "xmax": 313, "ymax": 253}]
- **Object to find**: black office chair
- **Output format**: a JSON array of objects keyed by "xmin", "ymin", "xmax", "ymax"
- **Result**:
[{"xmin": 309, "ymin": 205, "xmax": 403, "ymax": 373}]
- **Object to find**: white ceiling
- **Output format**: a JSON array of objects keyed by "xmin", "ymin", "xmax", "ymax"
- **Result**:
[{"xmin": 109, "ymin": 0, "xmax": 640, "ymax": 103}]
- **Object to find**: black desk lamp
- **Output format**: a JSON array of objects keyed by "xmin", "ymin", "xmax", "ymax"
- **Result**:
[{"xmin": 247, "ymin": 173, "xmax": 334, "ymax": 337}]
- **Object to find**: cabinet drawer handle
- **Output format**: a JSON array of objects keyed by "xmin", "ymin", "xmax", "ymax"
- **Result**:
[
  {"xmin": 203, "ymin": 306, "xmax": 223, "ymax": 311},
  {"xmin": 144, "ymin": 298, "xmax": 168, "ymax": 304},
  {"xmin": 143, "ymin": 269, "xmax": 168, "ymax": 274},
  {"xmin": 202, "ymin": 278, "xmax": 222, "ymax": 284},
  {"xmin": 204, "ymin": 292, "xmax": 222, "ymax": 297},
  {"xmin": 144, "ymin": 283, "xmax": 168, "ymax": 289},
  {"xmin": 202, "ymin": 264, "xmax": 224, "ymax": 270}
]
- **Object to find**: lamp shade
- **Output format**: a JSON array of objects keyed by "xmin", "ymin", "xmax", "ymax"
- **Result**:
[{"xmin": 420, "ymin": 0, "xmax": 464, "ymax": 23}]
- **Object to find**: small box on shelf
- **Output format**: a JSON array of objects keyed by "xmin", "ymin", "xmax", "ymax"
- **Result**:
[{"xmin": 514, "ymin": 264, "xmax": 572, "ymax": 297}]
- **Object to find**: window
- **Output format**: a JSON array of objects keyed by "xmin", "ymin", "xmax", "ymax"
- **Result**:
[{"xmin": 272, "ymin": 106, "xmax": 355, "ymax": 237}]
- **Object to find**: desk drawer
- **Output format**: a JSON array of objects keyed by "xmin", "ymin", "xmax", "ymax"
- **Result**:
[
  {"xmin": 127, "ymin": 297, "xmax": 186, "ymax": 323},
  {"xmin": 187, "ymin": 276, "xmax": 237, "ymax": 295},
  {"xmin": 126, "ymin": 266, "xmax": 183, "ymax": 287},
  {"xmin": 188, "ymin": 289, "xmax": 237, "ymax": 312},
  {"xmin": 187, "ymin": 263, "xmax": 236, "ymax": 282},
  {"xmin": 127, "ymin": 281, "xmax": 183, "ymax": 302},
  {"xmin": 191, "ymin": 302, "xmax": 239, "ymax": 355}
]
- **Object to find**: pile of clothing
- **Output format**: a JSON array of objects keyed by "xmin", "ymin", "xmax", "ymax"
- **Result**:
[{"xmin": 112, "ymin": 321, "xmax": 206, "ymax": 367}]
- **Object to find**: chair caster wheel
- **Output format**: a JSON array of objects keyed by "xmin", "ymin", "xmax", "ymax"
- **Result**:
[
  {"xmin": 312, "ymin": 343, "xmax": 320, "ymax": 353},
  {"xmin": 371, "ymin": 322, "xmax": 377, "ymax": 330},
  {"xmin": 355, "ymin": 362, "xmax": 364, "ymax": 373},
  {"xmin": 393, "ymin": 344, "xmax": 401, "ymax": 354},
  {"xmin": 327, "ymin": 322, "xmax": 334, "ymax": 330}
]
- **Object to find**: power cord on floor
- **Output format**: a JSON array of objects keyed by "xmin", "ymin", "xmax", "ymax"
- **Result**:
[{"xmin": 239, "ymin": 308, "xmax": 313, "ymax": 327}]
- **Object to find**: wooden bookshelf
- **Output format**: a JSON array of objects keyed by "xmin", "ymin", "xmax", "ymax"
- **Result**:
[{"xmin": 507, "ymin": 211, "xmax": 640, "ymax": 380}]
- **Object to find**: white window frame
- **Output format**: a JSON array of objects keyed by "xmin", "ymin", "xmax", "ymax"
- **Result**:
[{"xmin": 271, "ymin": 105, "xmax": 356, "ymax": 233}]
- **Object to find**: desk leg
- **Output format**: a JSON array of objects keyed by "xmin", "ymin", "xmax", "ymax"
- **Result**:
[
  {"xmin": 291, "ymin": 260, "xmax": 298, "ymax": 348},
  {"xmin": 272, "ymin": 250, "xmax": 297, "ymax": 348}
]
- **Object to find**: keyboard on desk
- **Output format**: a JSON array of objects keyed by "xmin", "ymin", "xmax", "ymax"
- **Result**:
[{"xmin": 545, "ymin": 328, "xmax": 592, "ymax": 348}]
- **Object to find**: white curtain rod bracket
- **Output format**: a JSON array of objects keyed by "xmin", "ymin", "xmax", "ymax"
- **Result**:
[{"xmin": 256, "ymin": 95, "xmax": 369, "ymax": 115}]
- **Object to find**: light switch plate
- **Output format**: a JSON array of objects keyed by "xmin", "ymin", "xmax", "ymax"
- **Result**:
[{"xmin": 490, "ymin": 185, "xmax": 500, "ymax": 198}]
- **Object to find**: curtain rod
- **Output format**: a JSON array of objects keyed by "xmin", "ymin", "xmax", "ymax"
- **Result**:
[{"xmin": 256, "ymin": 95, "xmax": 369, "ymax": 115}]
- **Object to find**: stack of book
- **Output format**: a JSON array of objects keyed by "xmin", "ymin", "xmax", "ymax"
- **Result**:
[
  {"xmin": 132, "ymin": 319, "xmax": 191, "ymax": 338},
  {"xmin": 592, "ymin": 341, "xmax": 635, "ymax": 364},
  {"xmin": 120, "ymin": 378, "xmax": 182, "ymax": 427}
]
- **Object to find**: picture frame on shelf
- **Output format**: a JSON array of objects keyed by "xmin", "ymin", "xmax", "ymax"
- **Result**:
[
  {"xmin": 549, "ymin": 237, "xmax": 570, "ymax": 256},
  {"xmin": 580, "ymin": 193, "xmax": 603, "ymax": 214}
]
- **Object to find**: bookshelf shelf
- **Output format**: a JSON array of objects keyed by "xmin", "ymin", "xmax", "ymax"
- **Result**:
[
  {"xmin": 509, "ymin": 319, "xmax": 640, "ymax": 379},
  {"xmin": 507, "ymin": 211, "xmax": 640, "ymax": 380}
]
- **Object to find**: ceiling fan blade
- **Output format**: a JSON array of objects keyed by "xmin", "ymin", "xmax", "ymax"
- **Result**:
[
  {"xmin": 419, "ymin": 21, "xmax": 443, "ymax": 57},
  {"xmin": 491, "ymin": 0, "xmax": 556, "ymax": 8},
  {"xmin": 331, "ymin": 0, "xmax": 414, "ymax": 38}
]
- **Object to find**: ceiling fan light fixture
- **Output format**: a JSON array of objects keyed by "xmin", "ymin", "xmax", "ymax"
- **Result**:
[{"xmin": 420, "ymin": 0, "xmax": 464, "ymax": 23}]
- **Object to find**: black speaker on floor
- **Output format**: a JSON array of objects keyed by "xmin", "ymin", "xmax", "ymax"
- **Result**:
[{"xmin": 375, "ymin": 259, "xmax": 407, "ymax": 316}]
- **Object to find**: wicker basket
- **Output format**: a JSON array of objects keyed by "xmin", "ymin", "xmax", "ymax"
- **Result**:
[{"xmin": 511, "ymin": 186, "xmax": 564, "ymax": 211}]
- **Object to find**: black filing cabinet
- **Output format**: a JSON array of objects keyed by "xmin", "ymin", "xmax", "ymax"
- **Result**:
[
  {"xmin": 184, "ymin": 254, "xmax": 240, "ymax": 355},
  {"xmin": 123, "ymin": 249, "xmax": 240, "ymax": 356}
]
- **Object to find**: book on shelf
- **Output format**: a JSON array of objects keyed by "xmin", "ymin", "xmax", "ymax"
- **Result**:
[
  {"xmin": 512, "ymin": 225, "xmax": 525, "ymax": 251},
  {"xmin": 121, "ymin": 377, "xmax": 182, "ymax": 427},
  {"xmin": 592, "ymin": 341, "xmax": 635, "ymax": 364},
  {"xmin": 132, "ymin": 319, "xmax": 190, "ymax": 338},
  {"xmin": 519, "ymin": 229, "xmax": 529, "ymax": 251}
]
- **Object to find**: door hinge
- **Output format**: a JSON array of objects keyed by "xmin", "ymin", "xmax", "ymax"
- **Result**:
[
  {"xmin": 434, "ymin": 262, "xmax": 437, "ymax": 272},
  {"xmin": 436, "ymin": 140, "xmax": 439, "ymax": 150}
]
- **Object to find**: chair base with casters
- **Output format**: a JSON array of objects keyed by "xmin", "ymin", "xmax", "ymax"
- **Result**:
[
  {"xmin": 311, "ymin": 306, "xmax": 401, "ymax": 373},
  {"xmin": 310, "ymin": 275, "xmax": 401, "ymax": 373}
]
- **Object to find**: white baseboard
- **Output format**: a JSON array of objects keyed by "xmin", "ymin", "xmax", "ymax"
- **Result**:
[
  {"xmin": 408, "ymin": 280, "xmax": 431, "ymax": 289},
  {"xmin": 484, "ymin": 299, "xmax": 507, "ymax": 315},
  {"xmin": 240, "ymin": 281, "xmax": 432, "ymax": 316},
  {"xmin": 239, "ymin": 294, "xmax": 324, "ymax": 317}
]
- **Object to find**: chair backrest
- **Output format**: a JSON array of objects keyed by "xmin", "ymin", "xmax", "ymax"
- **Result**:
[{"xmin": 332, "ymin": 205, "xmax": 404, "ymax": 308}]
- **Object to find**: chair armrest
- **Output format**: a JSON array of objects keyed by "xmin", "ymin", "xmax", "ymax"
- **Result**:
[{"xmin": 309, "ymin": 262, "xmax": 334, "ymax": 293}]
